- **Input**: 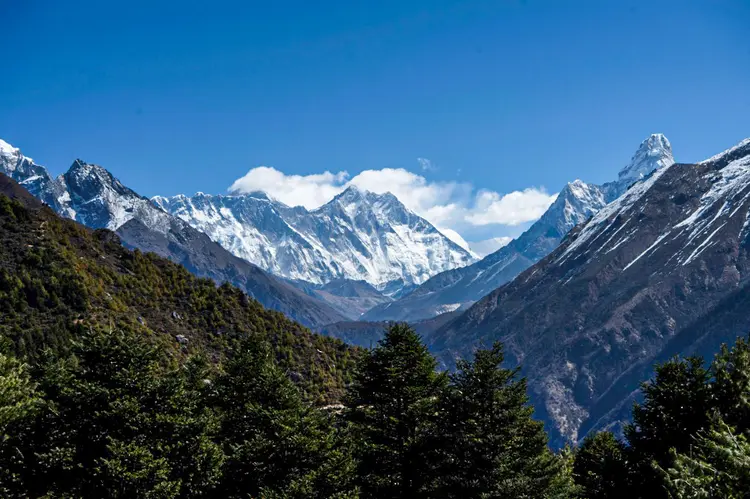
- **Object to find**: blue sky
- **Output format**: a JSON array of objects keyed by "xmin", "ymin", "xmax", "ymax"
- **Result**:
[{"xmin": 1, "ymin": 0, "xmax": 749, "ymax": 249}]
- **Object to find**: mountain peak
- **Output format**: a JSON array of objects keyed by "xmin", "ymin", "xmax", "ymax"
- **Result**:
[
  {"xmin": 335, "ymin": 185, "xmax": 365, "ymax": 201},
  {"xmin": 331, "ymin": 185, "xmax": 402, "ymax": 207},
  {"xmin": 67, "ymin": 159, "xmax": 107, "ymax": 177},
  {"xmin": 367, "ymin": 189, "xmax": 399, "ymax": 203},
  {"xmin": 617, "ymin": 133, "xmax": 674, "ymax": 185},
  {"xmin": 0, "ymin": 139, "xmax": 35, "ymax": 166},
  {"xmin": 241, "ymin": 190, "xmax": 274, "ymax": 202},
  {"xmin": 0, "ymin": 139, "xmax": 21, "ymax": 158}
]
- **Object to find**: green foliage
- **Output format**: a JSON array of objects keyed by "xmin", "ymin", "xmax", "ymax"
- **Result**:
[
  {"xmin": 0, "ymin": 324, "xmax": 363, "ymax": 498},
  {"xmin": 712, "ymin": 337, "xmax": 750, "ymax": 432},
  {"xmin": 623, "ymin": 356, "xmax": 713, "ymax": 497},
  {"xmin": 0, "ymin": 193, "xmax": 358, "ymax": 403},
  {"xmin": 0, "ymin": 352, "xmax": 41, "ymax": 434},
  {"xmin": 0, "ymin": 315, "xmax": 588, "ymax": 498},
  {"xmin": 430, "ymin": 342, "xmax": 575, "ymax": 498},
  {"xmin": 345, "ymin": 323, "xmax": 447, "ymax": 498},
  {"xmin": 0, "ymin": 352, "xmax": 43, "ymax": 495},
  {"xmin": 0, "ymin": 328, "xmax": 224, "ymax": 498},
  {"xmin": 213, "ymin": 339, "xmax": 356, "ymax": 498},
  {"xmin": 573, "ymin": 431, "xmax": 630, "ymax": 499},
  {"xmin": 661, "ymin": 417, "xmax": 750, "ymax": 498},
  {"xmin": 656, "ymin": 338, "xmax": 750, "ymax": 499},
  {"xmin": 571, "ymin": 336, "xmax": 750, "ymax": 498}
]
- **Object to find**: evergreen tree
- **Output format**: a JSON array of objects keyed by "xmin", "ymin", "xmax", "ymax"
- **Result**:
[
  {"xmin": 0, "ymin": 352, "xmax": 40, "ymax": 437},
  {"xmin": 344, "ymin": 323, "xmax": 447, "ymax": 498},
  {"xmin": 625, "ymin": 356, "xmax": 713, "ymax": 497},
  {"xmin": 213, "ymin": 337, "xmax": 354, "ymax": 498},
  {"xmin": 711, "ymin": 337, "xmax": 750, "ymax": 432},
  {"xmin": 573, "ymin": 431, "xmax": 630, "ymax": 499},
  {"xmin": 0, "ymin": 352, "xmax": 43, "ymax": 496},
  {"xmin": 430, "ymin": 342, "xmax": 574, "ymax": 498},
  {"xmin": 661, "ymin": 417, "xmax": 750, "ymax": 498},
  {"xmin": 5, "ymin": 328, "xmax": 223, "ymax": 498}
]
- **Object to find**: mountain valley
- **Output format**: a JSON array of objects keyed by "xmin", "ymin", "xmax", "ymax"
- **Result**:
[{"xmin": 4, "ymin": 133, "xmax": 750, "ymax": 452}]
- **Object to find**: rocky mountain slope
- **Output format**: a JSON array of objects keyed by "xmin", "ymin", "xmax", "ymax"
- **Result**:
[
  {"xmin": 0, "ymin": 140, "xmax": 345, "ymax": 328},
  {"xmin": 153, "ymin": 186, "xmax": 476, "ymax": 291},
  {"xmin": 431, "ymin": 137, "xmax": 750, "ymax": 446},
  {"xmin": 363, "ymin": 134, "xmax": 675, "ymax": 322}
]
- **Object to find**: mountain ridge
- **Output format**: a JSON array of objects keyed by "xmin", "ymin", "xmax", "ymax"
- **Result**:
[
  {"xmin": 153, "ymin": 184, "xmax": 476, "ymax": 291},
  {"xmin": 0, "ymin": 141, "xmax": 347, "ymax": 328},
  {"xmin": 0, "ymin": 171, "xmax": 357, "ymax": 402},
  {"xmin": 362, "ymin": 133, "xmax": 675, "ymax": 322},
  {"xmin": 431, "ymin": 137, "xmax": 750, "ymax": 446}
]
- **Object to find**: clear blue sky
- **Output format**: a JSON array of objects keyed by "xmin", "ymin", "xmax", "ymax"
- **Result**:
[{"xmin": 1, "ymin": 0, "xmax": 749, "ymax": 243}]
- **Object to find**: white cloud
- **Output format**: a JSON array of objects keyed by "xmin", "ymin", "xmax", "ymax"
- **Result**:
[
  {"xmin": 229, "ymin": 166, "xmax": 348, "ymax": 209},
  {"xmin": 229, "ymin": 165, "xmax": 557, "ymax": 243},
  {"xmin": 417, "ymin": 157, "xmax": 435, "ymax": 172},
  {"xmin": 470, "ymin": 237, "xmax": 513, "ymax": 257},
  {"xmin": 467, "ymin": 189, "xmax": 558, "ymax": 226}
]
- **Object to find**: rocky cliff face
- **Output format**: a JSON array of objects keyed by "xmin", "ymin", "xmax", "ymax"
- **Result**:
[
  {"xmin": 432, "ymin": 138, "xmax": 750, "ymax": 446},
  {"xmin": 363, "ymin": 134, "xmax": 675, "ymax": 322}
]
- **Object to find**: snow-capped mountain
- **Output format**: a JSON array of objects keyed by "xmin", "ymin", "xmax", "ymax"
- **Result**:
[
  {"xmin": 362, "ymin": 134, "xmax": 675, "ymax": 322},
  {"xmin": 431, "ymin": 137, "xmax": 750, "ymax": 446},
  {"xmin": 0, "ymin": 140, "xmax": 346, "ymax": 328},
  {"xmin": 153, "ymin": 186, "xmax": 476, "ymax": 289},
  {"xmin": 0, "ymin": 139, "xmax": 71, "ymax": 216}
]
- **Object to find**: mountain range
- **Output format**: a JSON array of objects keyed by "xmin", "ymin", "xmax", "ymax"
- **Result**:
[
  {"xmin": 7, "ymin": 131, "xmax": 750, "ymax": 450},
  {"xmin": 362, "ymin": 134, "xmax": 675, "ymax": 322},
  {"xmin": 152, "ymin": 185, "xmax": 476, "ymax": 291},
  {"xmin": 0, "ymin": 137, "xmax": 476, "ymax": 324},
  {"xmin": 430, "ymin": 137, "xmax": 750, "ymax": 446},
  {"xmin": 0, "ymin": 170, "xmax": 356, "ymax": 402},
  {"xmin": 0, "ymin": 140, "xmax": 346, "ymax": 328}
]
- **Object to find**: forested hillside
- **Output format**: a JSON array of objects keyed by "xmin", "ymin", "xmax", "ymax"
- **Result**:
[
  {"xmin": 0, "ymin": 173, "xmax": 357, "ymax": 402},
  {"xmin": 3, "ymin": 172, "xmax": 750, "ymax": 498}
]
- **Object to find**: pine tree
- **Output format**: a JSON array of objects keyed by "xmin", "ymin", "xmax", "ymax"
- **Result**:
[
  {"xmin": 661, "ymin": 417, "xmax": 750, "ymax": 498},
  {"xmin": 0, "ymin": 352, "xmax": 43, "ymax": 497},
  {"xmin": 625, "ymin": 356, "xmax": 713, "ymax": 498},
  {"xmin": 213, "ymin": 337, "xmax": 354, "ymax": 498},
  {"xmin": 5, "ymin": 328, "xmax": 224, "ymax": 498},
  {"xmin": 573, "ymin": 431, "xmax": 631, "ymax": 499},
  {"xmin": 711, "ymin": 337, "xmax": 750, "ymax": 433},
  {"xmin": 344, "ymin": 323, "xmax": 447, "ymax": 498},
  {"xmin": 429, "ymin": 342, "xmax": 575, "ymax": 498},
  {"xmin": 0, "ymin": 352, "xmax": 40, "ymax": 437}
]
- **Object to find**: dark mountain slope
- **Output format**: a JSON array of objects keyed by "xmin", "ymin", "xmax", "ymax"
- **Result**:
[
  {"xmin": 0, "ymin": 173, "xmax": 357, "ymax": 402},
  {"xmin": 288, "ymin": 278, "xmax": 393, "ymax": 320},
  {"xmin": 115, "ymin": 217, "xmax": 345, "ymax": 327},
  {"xmin": 432, "ymin": 139, "xmax": 750, "ymax": 446},
  {"xmin": 317, "ymin": 309, "xmax": 461, "ymax": 348}
]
